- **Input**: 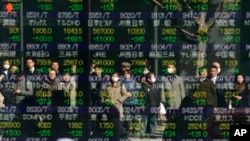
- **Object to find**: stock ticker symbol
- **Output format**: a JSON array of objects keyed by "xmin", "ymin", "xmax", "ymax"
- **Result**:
[{"xmin": 5, "ymin": 2, "xmax": 13, "ymax": 13}]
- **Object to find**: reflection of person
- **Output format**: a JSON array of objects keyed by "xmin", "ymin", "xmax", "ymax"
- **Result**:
[
  {"xmin": 12, "ymin": 73, "xmax": 33, "ymax": 105},
  {"xmin": 197, "ymin": 67, "xmax": 217, "ymax": 107},
  {"xmin": 0, "ymin": 59, "xmax": 11, "ymax": 82},
  {"xmin": 100, "ymin": 72, "xmax": 130, "ymax": 118},
  {"xmin": 0, "ymin": 60, "xmax": 16, "ymax": 106},
  {"xmin": 10, "ymin": 65, "xmax": 19, "ymax": 75},
  {"xmin": 231, "ymin": 73, "xmax": 250, "ymax": 107},
  {"xmin": 208, "ymin": 65, "xmax": 226, "ymax": 107},
  {"xmin": 120, "ymin": 62, "xmax": 131, "ymax": 76},
  {"xmin": 212, "ymin": 61, "xmax": 221, "ymax": 74},
  {"xmin": 58, "ymin": 73, "xmax": 76, "ymax": 106},
  {"xmin": 51, "ymin": 61, "xmax": 60, "ymax": 75},
  {"xmin": 163, "ymin": 64, "xmax": 185, "ymax": 109},
  {"xmin": 100, "ymin": 72, "xmax": 131, "ymax": 139},
  {"xmin": 140, "ymin": 72, "xmax": 164, "ymax": 139},
  {"xmin": 24, "ymin": 58, "xmax": 40, "ymax": 75},
  {"xmin": 90, "ymin": 65, "xmax": 106, "ymax": 106},
  {"xmin": 121, "ymin": 70, "xmax": 141, "ymax": 136},
  {"xmin": 42, "ymin": 69, "xmax": 60, "ymax": 91},
  {"xmin": 140, "ymin": 64, "xmax": 152, "ymax": 83}
]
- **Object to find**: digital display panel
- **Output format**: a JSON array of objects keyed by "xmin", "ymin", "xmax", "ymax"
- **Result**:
[{"xmin": 0, "ymin": 0, "xmax": 250, "ymax": 140}]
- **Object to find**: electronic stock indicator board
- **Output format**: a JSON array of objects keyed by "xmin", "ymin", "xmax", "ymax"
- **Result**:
[
  {"xmin": 1, "ymin": 0, "xmax": 88, "ymax": 140},
  {"xmin": 1, "ymin": 0, "xmax": 250, "ymax": 140},
  {"xmin": 88, "ymin": 0, "xmax": 250, "ymax": 140}
]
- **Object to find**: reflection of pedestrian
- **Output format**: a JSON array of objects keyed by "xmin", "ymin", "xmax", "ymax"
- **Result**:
[
  {"xmin": 41, "ymin": 69, "xmax": 60, "ymax": 91},
  {"xmin": 120, "ymin": 62, "xmax": 131, "ymax": 76},
  {"xmin": 231, "ymin": 73, "xmax": 250, "ymax": 108},
  {"xmin": 197, "ymin": 67, "xmax": 217, "ymax": 107},
  {"xmin": 121, "ymin": 70, "xmax": 141, "ymax": 136},
  {"xmin": 90, "ymin": 65, "xmax": 106, "ymax": 106},
  {"xmin": 208, "ymin": 65, "xmax": 227, "ymax": 107},
  {"xmin": 58, "ymin": 73, "xmax": 76, "ymax": 106},
  {"xmin": 140, "ymin": 73, "xmax": 163, "ymax": 139},
  {"xmin": 12, "ymin": 73, "xmax": 33, "ymax": 105},
  {"xmin": 100, "ymin": 72, "xmax": 130, "ymax": 119},
  {"xmin": 100, "ymin": 72, "xmax": 131, "ymax": 139},
  {"xmin": 0, "ymin": 59, "xmax": 14, "ymax": 106},
  {"xmin": 163, "ymin": 64, "xmax": 185, "ymax": 109}
]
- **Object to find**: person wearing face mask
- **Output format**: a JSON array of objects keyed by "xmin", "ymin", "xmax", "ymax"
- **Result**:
[
  {"xmin": 163, "ymin": 64, "xmax": 186, "ymax": 110},
  {"xmin": 140, "ymin": 72, "xmax": 165, "ymax": 139},
  {"xmin": 100, "ymin": 72, "xmax": 131, "ymax": 118},
  {"xmin": 99, "ymin": 72, "xmax": 131, "ymax": 139},
  {"xmin": 0, "ymin": 59, "xmax": 11, "ymax": 82},
  {"xmin": 0, "ymin": 59, "xmax": 16, "ymax": 106},
  {"xmin": 140, "ymin": 64, "xmax": 152, "ymax": 83}
]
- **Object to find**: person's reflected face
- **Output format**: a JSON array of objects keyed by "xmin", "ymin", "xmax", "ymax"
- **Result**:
[
  {"xmin": 95, "ymin": 67, "xmax": 102, "ymax": 76},
  {"xmin": 10, "ymin": 66, "xmax": 18, "ymax": 74},
  {"xmin": 236, "ymin": 75, "xmax": 244, "ymax": 84},
  {"xmin": 52, "ymin": 62, "xmax": 59, "ymax": 71},
  {"xmin": 26, "ymin": 59, "xmax": 35, "ymax": 68},
  {"xmin": 200, "ymin": 69, "xmax": 208, "ymax": 78},
  {"xmin": 63, "ymin": 73, "xmax": 71, "ymax": 82},
  {"xmin": 124, "ymin": 72, "xmax": 131, "ymax": 80},
  {"xmin": 48, "ymin": 70, "xmax": 56, "ymax": 80},
  {"xmin": 209, "ymin": 67, "xmax": 218, "ymax": 78}
]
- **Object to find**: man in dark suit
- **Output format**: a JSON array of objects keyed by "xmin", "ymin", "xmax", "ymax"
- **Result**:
[
  {"xmin": 208, "ymin": 65, "xmax": 226, "ymax": 107},
  {"xmin": 197, "ymin": 67, "xmax": 217, "ymax": 107},
  {"xmin": 24, "ymin": 58, "xmax": 40, "ymax": 76},
  {"xmin": 23, "ymin": 58, "xmax": 41, "ymax": 93}
]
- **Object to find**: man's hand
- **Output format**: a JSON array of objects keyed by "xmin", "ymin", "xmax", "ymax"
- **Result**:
[
  {"xmin": 14, "ymin": 89, "xmax": 21, "ymax": 94},
  {"xmin": 234, "ymin": 96, "xmax": 242, "ymax": 100},
  {"xmin": 127, "ymin": 92, "xmax": 132, "ymax": 97}
]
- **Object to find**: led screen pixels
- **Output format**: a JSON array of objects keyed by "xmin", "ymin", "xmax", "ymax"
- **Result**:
[
  {"xmin": 88, "ymin": 0, "xmax": 250, "ymax": 140},
  {"xmin": 0, "ymin": 0, "xmax": 250, "ymax": 140}
]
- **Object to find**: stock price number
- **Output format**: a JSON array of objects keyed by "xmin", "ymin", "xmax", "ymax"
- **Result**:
[
  {"xmin": 3, "ymin": 129, "xmax": 21, "ymax": 137},
  {"xmin": 68, "ymin": 130, "xmax": 83, "ymax": 137},
  {"xmin": 136, "ymin": 99, "xmax": 145, "ymax": 106},
  {"xmin": 187, "ymin": 130, "xmax": 208, "ymax": 138},
  {"xmin": 37, "ymin": 122, "xmax": 52, "ymax": 128},
  {"xmin": 99, "ymin": 122, "xmax": 114, "ymax": 129},
  {"xmin": 225, "ymin": 59, "xmax": 238, "ymax": 67},
  {"xmin": 36, "ymin": 98, "xmax": 52, "ymax": 105},
  {"xmin": 63, "ymin": 59, "xmax": 83, "ymax": 66},
  {"xmin": 99, "ymin": 122, "xmax": 114, "ymax": 137},
  {"xmin": 64, "ymin": 99, "xmax": 84, "ymax": 106},
  {"xmin": 37, "ymin": 129, "xmax": 51, "ymax": 137},
  {"xmin": 92, "ymin": 36, "xmax": 115, "ymax": 43},
  {"xmin": 163, "ymin": 130, "xmax": 176, "ymax": 138},
  {"xmin": 102, "ymin": 67, "xmax": 115, "ymax": 74}
]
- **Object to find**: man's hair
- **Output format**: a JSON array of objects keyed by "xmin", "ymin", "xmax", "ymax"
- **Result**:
[
  {"xmin": 209, "ymin": 65, "xmax": 218, "ymax": 70},
  {"xmin": 94, "ymin": 65, "xmax": 102, "ymax": 69}
]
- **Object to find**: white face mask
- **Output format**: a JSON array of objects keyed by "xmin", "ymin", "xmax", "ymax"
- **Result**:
[
  {"xmin": 112, "ymin": 77, "xmax": 119, "ymax": 82},
  {"xmin": 217, "ymin": 68, "xmax": 221, "ymax": 73},
  {"xmin": 3, "ymin": 64, "xmax": 10, "ymax": 69},
  {"xmin": 151, "ymin": 78, "xmax": 156, "ymax": 83},
  {"xmin": 167, "ymin": 68, "xmax": 174, "ymax": 74},
  {"xmin": 143, "ymin": 70, "xmax": 149, "ymax": 75}
]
